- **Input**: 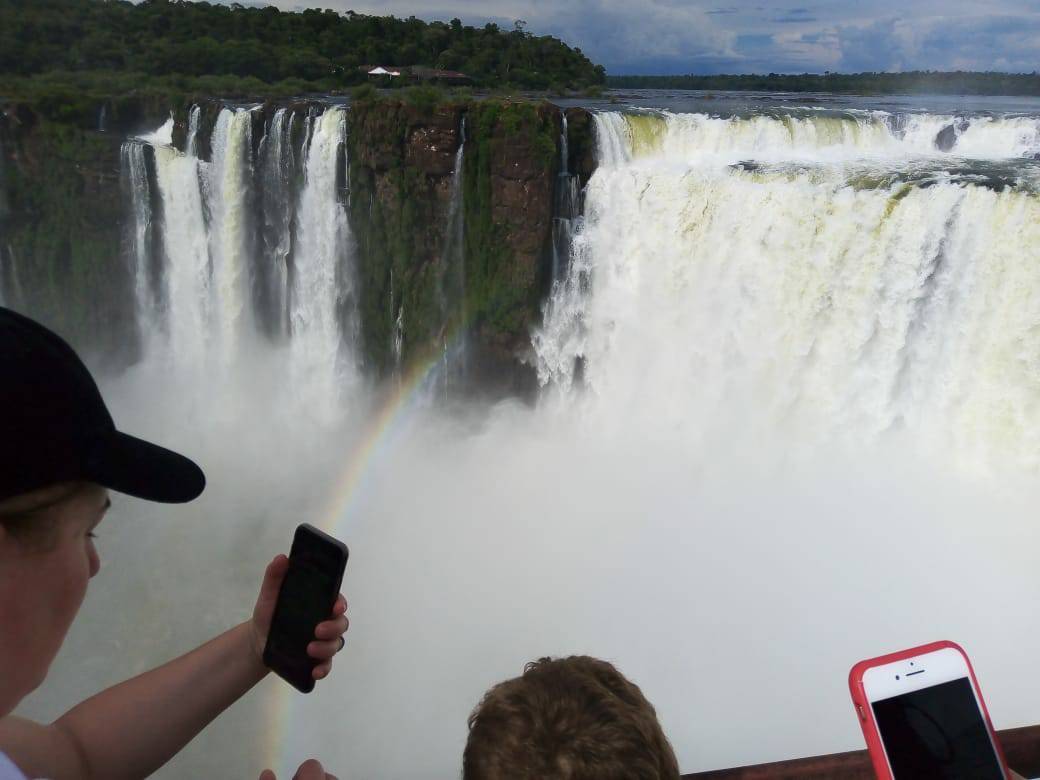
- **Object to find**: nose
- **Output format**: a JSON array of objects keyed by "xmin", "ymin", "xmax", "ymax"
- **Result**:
[{"xmin": 88, "ymin": 543, "xmax": 101, "ymax": 578}]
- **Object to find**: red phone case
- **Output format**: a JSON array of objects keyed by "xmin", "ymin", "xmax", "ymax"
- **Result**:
[{"xmin": 848, "ymin": 640, "xmax": 1010, "ymax": 780}]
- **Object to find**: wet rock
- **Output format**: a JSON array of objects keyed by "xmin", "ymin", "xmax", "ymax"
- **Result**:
[{"xmin": 935, "ymin": 123, "xmax": 958, "ymax": 152}]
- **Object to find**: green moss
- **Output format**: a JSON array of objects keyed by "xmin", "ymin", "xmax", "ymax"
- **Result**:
[
  {"xmin": 347, "ymin": 100, "xmax": 460, "ymax": 374},
  {"xmin": 461, "ymin": 101, "xmax": 546, "ymax": 349},
  {"xmin": 350, "ymin": 83, "xmax": 380, "ymax": 104},
  {"xmin": 348, "ymin": 97, "xmax": 560, "ymax": 378}
]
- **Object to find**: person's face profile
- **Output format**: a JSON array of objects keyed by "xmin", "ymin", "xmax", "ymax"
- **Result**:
[{"xmin": 0, "ymin": 481, "xmax": 109, "ymax": 695}]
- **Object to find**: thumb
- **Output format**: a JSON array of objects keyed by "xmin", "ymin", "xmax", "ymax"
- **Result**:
[
  {"xmin": 258, "ymin": 555, "xmax": 290, "ymax": 605},
  {"xmin": 259, "ymin": 771, "xmax": 276, "ymax": 780},
  {"xmin": 252, "ymin": 555, "xmax": 290, "ymax": 643}
]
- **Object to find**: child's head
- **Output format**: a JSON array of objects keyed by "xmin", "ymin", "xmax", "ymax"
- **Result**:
[{"xmin": 463, "ymin": 655, "xmax": 680, "ymax": 780}]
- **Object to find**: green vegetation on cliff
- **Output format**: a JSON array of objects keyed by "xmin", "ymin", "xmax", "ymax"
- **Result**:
[
  {"xmin": 0, "ymin": 110, "xmax": 136, "ymax": 365},
  {"xmin": 347, "ymin": 96, "xmax": 560, "ymax": 388},
  {"xmin": 0, "ymin": 0, "xmax": 605, "ymax": 101},
  {"xmin": 608, "ymin": 71, "xmax": 1040, "ymax": 96},
  {"xmin": 463, "ymin": 100, "xmax": 557, "ymax": 350}
]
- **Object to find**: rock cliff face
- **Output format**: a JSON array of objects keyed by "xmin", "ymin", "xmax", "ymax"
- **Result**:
[
  {"xmin": 0, "ymin": 103, "xmax": 138, "ymax": 369},
  {"xmin": 348, "ymin": 97, "xmax": 568, "ymax": 395},
  {"xmin": 2, "ymin": 96, "xmax": 599, "ymax": 393}
]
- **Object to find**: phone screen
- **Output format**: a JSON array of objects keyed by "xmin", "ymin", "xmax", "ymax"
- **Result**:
[{"xmin": 872, "ymin": 677, "xmax": 1004, "ymax": 779}]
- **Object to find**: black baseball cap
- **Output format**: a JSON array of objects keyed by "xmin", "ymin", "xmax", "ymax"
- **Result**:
[{"xmin": 0, "ymin": 306, "xmax": 205, "ymax": 503}]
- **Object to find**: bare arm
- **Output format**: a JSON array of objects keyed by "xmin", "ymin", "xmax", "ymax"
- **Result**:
[
  {"xmin": 1, "ymin": 622, "xmax": 264, "ymax": 780},
  {"xmin": 0, "ymin": 555, "xmax": 348, "ymax": 780}
]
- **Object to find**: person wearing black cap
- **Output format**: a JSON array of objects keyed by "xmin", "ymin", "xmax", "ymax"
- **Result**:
[{"xmin": 0, "ymin": 307, "xmax": 346, "ymax": 780}]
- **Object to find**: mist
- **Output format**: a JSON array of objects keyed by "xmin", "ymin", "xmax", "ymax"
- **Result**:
[{"xmin": 15, "ymin": 335, "xmax": 1040, "ymax": 777}]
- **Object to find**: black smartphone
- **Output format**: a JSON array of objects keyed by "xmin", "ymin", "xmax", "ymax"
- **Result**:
[{"xmin": 263, "ymin": 523, "xmax": 349, "ymax": 693}]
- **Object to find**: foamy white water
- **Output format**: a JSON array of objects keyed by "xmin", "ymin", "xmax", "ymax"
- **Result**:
[
  {"xmin": 290, "ymin": 106, "xmax": 355, "ymax": 417},
  {"xmin": 593, "ymin": 111, "xmax": 1040, "ymax": 166},
  {"xmin": 152, "ymin": 144, "xmax": 212, "ymax": 368},
  {"xmin": 537, "ymin": 112, "xmax": 1040, "ymax": 472},
  {"xmin": 121, "ymin": 141, "xmax": 155, "ymax": 345},
  {"xmin": 206, "ymin": 108, "xmax": 254, "ymax": 365}
]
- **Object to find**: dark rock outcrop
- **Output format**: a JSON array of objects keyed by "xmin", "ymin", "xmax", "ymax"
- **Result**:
[
  {"xmin": 348, "ymin": 97, "xmax": 574, "ymax": 398},
  {"xmin": 935, "ymin": 123, "xmax": 958, "ymax": 152}
]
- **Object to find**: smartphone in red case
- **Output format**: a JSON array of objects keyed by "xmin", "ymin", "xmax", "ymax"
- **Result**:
[{"xmin": 849, "ymin": 640, "xmax": 1010, "ymax": 779}]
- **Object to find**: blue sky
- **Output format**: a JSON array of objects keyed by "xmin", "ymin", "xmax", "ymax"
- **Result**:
[{"xmin": 263, "ymin": 1, "xmax": 1040, "ymax": 75}]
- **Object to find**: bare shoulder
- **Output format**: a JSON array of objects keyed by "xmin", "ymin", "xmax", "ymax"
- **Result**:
[{"xmin": 0, "ymin": 716, "xmax": 86, "ymax": 779}]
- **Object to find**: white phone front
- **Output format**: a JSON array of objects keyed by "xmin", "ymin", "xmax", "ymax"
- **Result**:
[{"xmin": 862, "ymin": 646, "xmax": 1007, "ymax": 779}]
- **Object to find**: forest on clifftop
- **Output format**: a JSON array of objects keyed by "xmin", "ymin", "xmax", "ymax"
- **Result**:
[{"xmin": 0, "ymin": 0, "xmax": 605, "ymax": 107}]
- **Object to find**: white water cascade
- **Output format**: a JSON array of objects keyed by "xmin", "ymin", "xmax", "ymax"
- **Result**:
[
  {"xmin": 587, "ymin": 109, "xmax": 1040, "ymax": 165},
  {"xmin": 152, "ymin": 141, "xmax": 212, "ymax": 368},
  {"xmin": 257, "ymin": 107, "xmax": 294, "ymax": 339},
  {"xmin": 538, "ymin": 111, "xmax": 1040, "ymax": 472},
  {"xmin": 205, "ymin": 108, "xmax": 254, "ymax": 365},
  {"xmin": 125, "ymin": 103, "xmax": 357, "ymax": 413},
  {"xmin": 121, "ymin": 141, "xmax": 156, "ymax": 341},
  {"xmin": 290, "ymin": 106, "xmax": 354, "ymax": 416}
]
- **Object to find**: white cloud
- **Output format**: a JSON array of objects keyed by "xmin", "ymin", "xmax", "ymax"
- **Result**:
[{"xmin": 247, "ymin": 0, "xmax": 1040, "ymax": 73}]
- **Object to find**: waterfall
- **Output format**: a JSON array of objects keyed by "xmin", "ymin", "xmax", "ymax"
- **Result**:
[
  {"xmin": 205, "ymin": 108, "xmax": 254, "ymax": 363},
  {"xmin": 152, "ymin": 143, "xmax": 212, "ymax": 368},
  {"xmin": 289, "ymin": 106, "xmax": 354, "ymax": 413},
  {"xmin": 599, "ymin": 110, "xmax": 1040, "ymax": 164},
  {"xmin": 552, "ymin": 110, "xmax": 582, "ymax": 285},
  {"xmin": 536, "ymin": 110, "xmax": 1040, "ymax": 469},
  {"xmin": 121, "ymin": 141, "xmax": 158, "ymax": 341},
  {"xmin": 185, "ymin": 105, "xmax": 202, "ymax": 157},
  {"xmin": 438, "ymin": 116, "xmax": 467, "ymax": 389},
  {"xmin": 257, "ymin": 107, "xmax": 295, "ymax": 339},
  {"xmin": 592, "ymin": 112, "xmax": 632, "ymax": 168}
]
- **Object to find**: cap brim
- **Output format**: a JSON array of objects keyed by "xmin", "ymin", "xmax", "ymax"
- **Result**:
[{"xmin": 85, "ymin": 431, "xmax": 206, "ymax": 503}]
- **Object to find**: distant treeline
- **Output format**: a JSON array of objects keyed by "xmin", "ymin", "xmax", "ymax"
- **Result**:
[
  {"xmin": 0, "ymin": 0, "xmax": 605, "ymax": 91},
  {"xmin": 607, "ymin": 71, "xmax": 1040, "ymax": 96}
]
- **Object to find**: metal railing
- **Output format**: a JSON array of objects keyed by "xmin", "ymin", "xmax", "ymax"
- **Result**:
[{"xmin": 682, "ymin": 725, "xmax": 1040, "ymax": 779}]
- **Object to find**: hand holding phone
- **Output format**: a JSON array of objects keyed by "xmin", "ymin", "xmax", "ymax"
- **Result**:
[
  {"xmin": 849, "ymin": 640, "xmax": 1010, "ymax": 780},
  {"xmin": 263, "ymin": 524, "xmax": 349, "ymax": 693}
]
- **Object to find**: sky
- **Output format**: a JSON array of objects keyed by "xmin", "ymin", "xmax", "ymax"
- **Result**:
[{"xmin": 257, "ymin": 0, "xmax": 1040, "ymax": 76}]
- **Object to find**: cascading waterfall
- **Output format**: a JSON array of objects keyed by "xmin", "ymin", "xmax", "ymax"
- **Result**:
[
  {"xmin": 537, "ymin": 110, "xmax": 1040, "ymax": 470},
  {"xmin": 289, "ymin": 106, "xmax": 354, "ymax": 414},
  {"xmin": 205, "ymin": 108, "xmax": 254, "ymax": 364},
  {"xmin": 125, "ymin": 103, "xmax": 356, "ymax": 414},
  {"xmin": 185, "ymin": 104, "xmax": 202, "ymax": 157},
  {"xmin": 436, "ymin": 117, "xmax": 467, "ymax": 391},
  {"xmin": 257, "ymin": 107, "xmax": 295, "ymax": 339},
  {"xmin": 552, "ymin": 110, "xmax": 582, "ymax": 285},
  {"xmin": 597, "ymin": 110, "xmax": 1040, "ymax": 164},
  {"xmin": 152, "ymin": 141, "xmax": 212, "ymax": 367},
  {"xmin": 121, "ymin": 141, "xmax": 157, "ymax": 337}
]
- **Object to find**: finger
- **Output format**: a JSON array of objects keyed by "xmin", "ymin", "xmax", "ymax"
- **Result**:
[
  {"xmin": 307, "ymin": 639, "xmax": 342, "ymax": 660},
  {"xmin": 259, "ymin": 555, "xmax": 289, "ymax": 602},
  {"xmin": 314, "ymin": 616, "xmax": 348, "ymax": 640},
  {"xmin": 313, "ymin": 660, "xmax": 333, "ymax": 680},
  {"xmin": 332, "ymin": 594, "xmax": 347, "ymax": 615},
  {"xmin": 259, "ymin": 771, "xmax": 276, "ymax": 780},
  {"xmin": 327, "ymin": 774, "xmax": 339, "ymax": 780},
  {"xmin": 293, "ymin": 759, "xmax": 324, "ymax": 780}
]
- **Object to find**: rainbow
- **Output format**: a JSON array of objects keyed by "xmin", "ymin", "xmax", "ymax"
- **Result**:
[{"xmin": 261, "ymin": 327, "xmax": 470, "ymax": 775}]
